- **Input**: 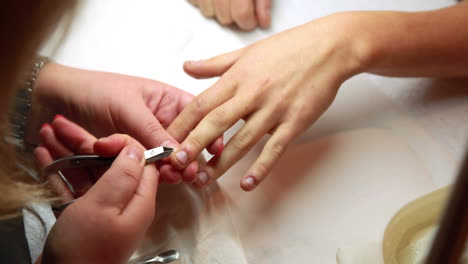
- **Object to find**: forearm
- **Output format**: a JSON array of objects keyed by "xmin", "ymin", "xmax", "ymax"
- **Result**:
[{"xmin": 354, "ymin": 2, "xmax": 468, "ymax": 77}]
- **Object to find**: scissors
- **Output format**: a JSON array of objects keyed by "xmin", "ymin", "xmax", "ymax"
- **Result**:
[{"xmin": 43, "ymin": 146, "xmax": 173, "ymax": 211}]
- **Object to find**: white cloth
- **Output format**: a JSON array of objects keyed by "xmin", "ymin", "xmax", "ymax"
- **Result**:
[{"xmin": 337, "ymin": 243, "xmax": 384, "ymax": 264}]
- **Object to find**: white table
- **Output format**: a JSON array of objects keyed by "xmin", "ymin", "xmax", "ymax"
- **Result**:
[{"xmin": 41, "ymin": 1, "xmax": 467, "ymax": 263}]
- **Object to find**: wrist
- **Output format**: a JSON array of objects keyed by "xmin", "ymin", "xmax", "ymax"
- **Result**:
[
  {"xmin": 25, "ymin": 62, "xmax": 67, "ymax": 145},
  {"xmin": 8, "ymin": 56, "xmax": 50, "ymax": 149},
  {"xmin": 344, "ymin": 11, "xmax": 412, "ymax": 76},
  {"xmin": 306, "ymin": 12, "xmax": 385, "ymax": 80}
]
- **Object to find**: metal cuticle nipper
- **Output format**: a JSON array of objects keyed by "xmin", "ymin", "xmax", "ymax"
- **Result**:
[{"xmin": 43, "ymin": 146, "xmax": 173, "ymax": 211}]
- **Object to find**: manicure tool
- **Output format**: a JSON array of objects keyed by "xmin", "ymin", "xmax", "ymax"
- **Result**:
[
  {"xmin": 43, "ymin": 146, "xmax": 173, "ymax": 211},
  {"xmin": 44, "ymin": 146, "xmax": 173, "ymax": 174},
  {"xmin": 131, "ymin": 250, "xmax": 180, "ymax": 264}
]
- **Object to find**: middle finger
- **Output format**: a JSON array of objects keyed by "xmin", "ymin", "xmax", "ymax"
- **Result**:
[
  {"xmin": 171, "ymin": 97, "xmax": 254, "ymax": 169},
  {"xmin": 194, "ymin": 107, "xmax": 278, "ymax": 186}
]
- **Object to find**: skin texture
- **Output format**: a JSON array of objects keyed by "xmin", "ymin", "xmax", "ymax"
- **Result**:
[
  {"xmin": 30, "ymin": 64, "xmax": 223, "ymax": 183},
  {"xmin": 35, "ymin": 117, "xmax": 158, "ymax": 264},
  {"xmin": 188, "ymin": 0, "xmax": 272, "ymax": 31},
  {"xmin": 168, "ymin": 3, "xmax": 468, "ymax": 191}
]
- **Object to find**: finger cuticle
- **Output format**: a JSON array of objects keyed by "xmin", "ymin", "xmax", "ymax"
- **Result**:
[
  {"xmin": 41, "ymin": 123, "xmax": 51, "ymax": 129},
  {"xmin": 161, "ymin": 140, "xmax": 177, "ymax": 149},
  {"xmin": 243, "ymin": 175, "xmax": 257, "ymax": 189},
  {"xmin": 197, "ymin": 171, "xmax": 209, "ymax": 185},
  {"xmin": 53, "ymin": 114, "xmax": 64, "ymax": 120},
  {"xmin": 175, "ymin": 150, "xmax": 188, "ymax": 165}
]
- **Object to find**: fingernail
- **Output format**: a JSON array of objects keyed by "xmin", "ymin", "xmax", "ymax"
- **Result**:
[
  {"xmin": 161, "ymin": 140, "xmax": 177, "ymax": 149},
  {"xmin": 197, "ymin": 171, "xmax": 209, "ymax": 185},
  {"xmin": 175, "ymin": 151, "xmax": 188, "ymax": 165},
  {"xmin": 244, "ymin": 176, "xmax": 256, "ymax": 188},
  {"xmin": 187, "ymin": 60, "xmax": 202, "ymax": 66},
  {"xmin": 96, "ymin": 136, "xmax": 110, "ymax": 144},
  {"xmin": 216, "ymin": 144, "xmax": 224, "ymax": 156},
  {"xmin": 53, "ymin": 114, "xmax": 64, "ymax": 120},
  {"xmin": 126, "ymin": 145, "xmax": 143, "ymax": 162},
  {"xmin": 41, "ymin": 123, "xmax": 50, "ymax": 129}
]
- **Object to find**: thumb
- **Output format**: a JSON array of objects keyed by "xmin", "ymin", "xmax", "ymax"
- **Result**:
[
  {"xmin": 183, "ymin": 48, "xmax": 243, "ymax": 79},
  {"xmin": 255, "ymin": 0, "xmax": 272, "ymax": 29},
  {"xmin": 117, "ymin": 105, "xmax": 188, "ymax": 182},
  {"xmin": 85, "ymin": 143, "xmax": 145, "ymax": 213}
]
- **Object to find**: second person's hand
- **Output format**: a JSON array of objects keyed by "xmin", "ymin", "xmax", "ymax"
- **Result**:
[
  {"xmin": 188, "ymin": 0, "xmax": 272, "ymax": 31},
  {"xmin": 30, "ymin": 63, "xmax": 223, "ymax": 183},
  {"xmin": 43, "ymin": 139, "xmax": 157, "ymax": 264}
]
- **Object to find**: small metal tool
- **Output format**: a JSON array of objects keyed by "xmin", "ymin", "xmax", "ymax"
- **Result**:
[
  {"xmin": 44, "ymin": 146, "xmax": 173, "ymax": 174},
  {"xmin": 134, "ymin": 249, "xmax": 180, "ymax": 264},
  {"xmin": 43, "ymin": 146, "xmax": 173, "ymax": 211}
]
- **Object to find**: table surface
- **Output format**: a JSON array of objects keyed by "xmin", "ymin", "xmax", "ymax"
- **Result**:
[{"xmin": 41, "ymin": 1, "xmax": 468, "ymax": 263}]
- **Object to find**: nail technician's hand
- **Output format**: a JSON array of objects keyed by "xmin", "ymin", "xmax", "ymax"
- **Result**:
[
  {"xmin": 31, "ymin": 64, "xmax": 223, "ymax": 183},
  {"xmin": 41, "ymin": 133, "xmax": 158, "ymax": 264},
  {"xmin": 188, "ymin": 0, "xmax": 272, "ymax": 31},
  {"xmin": 34, "ymin": 116, "xmax": 98, "ymax": 206},
  {"xmin": 168, "ymin": 13, "xmax": 365, "ymax": 190}
]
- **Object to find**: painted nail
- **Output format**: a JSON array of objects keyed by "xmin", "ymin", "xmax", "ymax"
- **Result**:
[
  {"xmin": 126, "ymin": 145, "xmax": 143, "ymax": 162},
  {"xmin": 53, "ymin": 114, "xmax": 64, "ymax": 120},
  {"xmin": 175, "ymin": 151, "xmax": 188, "ymax": 165},
  {"xmin": 41, "ymin": 123, "xmax": 50, "ymax": 129},
  {"xmin": 197, "ymin": 171, "xmax": 209, "ymax": 185},
  {"xmin": 244, "ymin": 176, "xmax": 256, "ymax": 188},
  {"xmin": 216, "ymin": 143, "xmax": 224, "ymax": 156}
]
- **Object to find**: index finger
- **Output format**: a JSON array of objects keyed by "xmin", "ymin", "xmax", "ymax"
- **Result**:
[{"xmin": 169, "ymin": 97, "xmax": 254, "ymax": 169}]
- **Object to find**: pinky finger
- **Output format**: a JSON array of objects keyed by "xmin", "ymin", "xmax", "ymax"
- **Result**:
[{"xmin": 240, "ymin": 126, "xmax": 294, "ymax": 191}]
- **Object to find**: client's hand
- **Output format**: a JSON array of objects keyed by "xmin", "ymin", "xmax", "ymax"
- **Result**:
[{"xmin": 35, "ymin": 117, "xmax": 158, "ymax": 264}]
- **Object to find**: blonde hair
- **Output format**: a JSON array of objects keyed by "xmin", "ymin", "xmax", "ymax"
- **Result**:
[{"xmin": 0, "ymin": 1, "xmax": 77, "ymax": 219}]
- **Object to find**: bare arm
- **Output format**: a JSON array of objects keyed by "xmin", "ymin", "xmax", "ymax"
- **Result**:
[
  {"xmin": 358, "ymin": 1, "xmax": 468, "ymax": 77},
  {"xmin": 168, "ymin": 2, "xmax": 468, "ymax": 191}
]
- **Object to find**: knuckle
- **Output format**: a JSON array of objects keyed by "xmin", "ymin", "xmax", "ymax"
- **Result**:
[
  {"xmin": 233, "ymin": 5, "xmax": 252, "ymax": 22},
  {"xmin": 272, "ymin": 99, "xmax": 288, "ymax": 114},
  {"xmin": 217, "ymin": 16, "xmax": 233, "ymax": 25},
  {"xmin": 254, "ymin": 161, "xmax": 269, "ymax": 180},
  {"xmin": 192, "ymin": 93, "xmax": 209, "ymax": 115},
  {"xmin": 269, "ymin": 141, "xmax": 286, "ymax": 160},
  {"xmin": 248, "ymin": 77, "xmax": 271, "ymax": 101},
  {"xmin": 207, "ymin": 165, "xmax": 225, "ymax": 181},
  {"xmin": 144, "ymin": 121, "xmax": 163, "ymax": 138},
  {"xmin": 186, "ymin": 132, "xmax": 205, "ymax": 152},
  {"xmin": 233, "ymin": 129, "xmax": 255, "ymax": 152},
  {"xmin": 202, "ymin": 10, "xmax": 215, "ymax": 18},
  {"xmin": 208, "ymin": 106, "xmax": 227, "ymax": 127},
  {"xmin": 118, "ymin": 165, "xmax": 140, "ymax": 187}
]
